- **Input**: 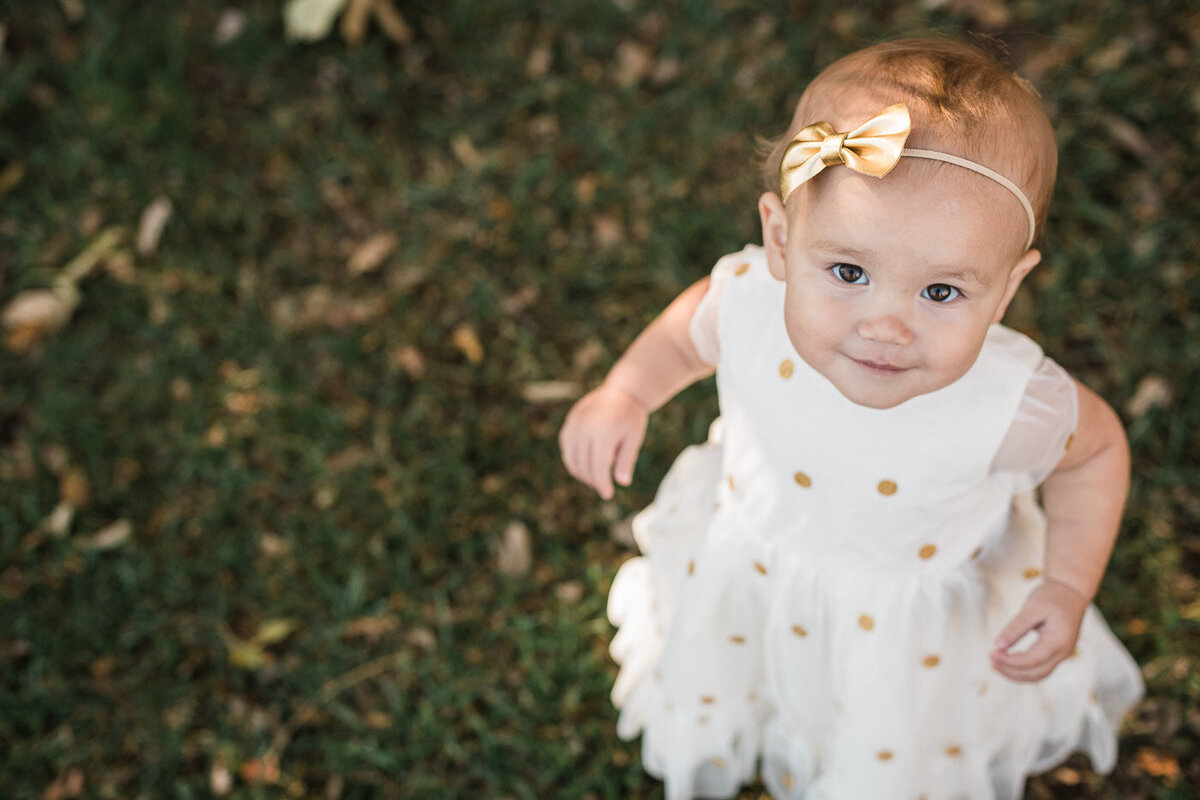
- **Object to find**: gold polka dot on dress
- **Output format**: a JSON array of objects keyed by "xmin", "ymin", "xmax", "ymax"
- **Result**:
[
  {"xmin": 779, "ymin": 359, "xmax": 794, "ymax": 379},
  {"xmin": 877, "ymin": 479, "xmax": 898, "ymax": 496}
]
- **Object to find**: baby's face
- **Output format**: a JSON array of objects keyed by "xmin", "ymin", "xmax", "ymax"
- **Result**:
[{"xmin": 761, "ymin": 161, "xmax": 1039, "ymax": 410}]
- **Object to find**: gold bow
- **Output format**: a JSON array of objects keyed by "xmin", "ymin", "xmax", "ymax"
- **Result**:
[{"xmin": 779, "ymin": 103, "xmax": 912, "ymax": 202}]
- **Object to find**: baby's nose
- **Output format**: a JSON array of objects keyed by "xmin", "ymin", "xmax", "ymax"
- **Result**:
[{"xmin": 857, "ymin": 314, "xmax": 914, "ymax": 346}]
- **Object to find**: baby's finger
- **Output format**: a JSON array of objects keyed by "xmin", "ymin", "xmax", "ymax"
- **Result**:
[
  {"xmin": 993, "ymin": 659, "xmax": 1054, "ymax": 683},
  {"xmin": 587, "ymin": 437, "xmax": 615, "ymax": 500},
  {"xmin": 993, "ymin": 606, "xmax": 1045, "ymax": 653},
  {"xmin": 613, "ymin": 427, "xmax": 644, "ymax": 487}
]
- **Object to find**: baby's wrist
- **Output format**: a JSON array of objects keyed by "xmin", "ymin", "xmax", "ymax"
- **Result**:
[
  {"xmin": 600, "ymin": 378, "xmax": 652, "ymax": 414},
  {"xmin": 1041, "ymin": 575, "xmax": 1092, "ymax": 605}
]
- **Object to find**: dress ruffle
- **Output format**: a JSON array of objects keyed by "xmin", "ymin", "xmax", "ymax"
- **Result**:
[{"xmin": 608, "ymin": 434, "xmax": 1144, "ymax": 800}]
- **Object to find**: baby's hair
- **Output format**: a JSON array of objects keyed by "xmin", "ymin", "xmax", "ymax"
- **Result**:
[{"xmin": 761, "ymin": 37, "xmax": 1058, "ymax": 238}]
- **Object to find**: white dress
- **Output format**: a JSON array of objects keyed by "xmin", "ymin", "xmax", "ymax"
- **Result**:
[{"xmin": 607, "ymin": 245, "xmax": 1144, "ymax": 800}]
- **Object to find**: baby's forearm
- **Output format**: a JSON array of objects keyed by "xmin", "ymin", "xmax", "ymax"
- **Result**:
[
  {"xmin": 604, "ymin": 277, "xmax": 715, "ymax": 412},
  {"xmin": 1039, "ymin": 382, "xmax": 1130, "ymax": 602}
]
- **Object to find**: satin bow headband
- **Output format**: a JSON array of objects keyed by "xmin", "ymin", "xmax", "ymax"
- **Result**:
[{"xmin": 778, "ymin": 103, "xmax": 1037, "ymax": 249}]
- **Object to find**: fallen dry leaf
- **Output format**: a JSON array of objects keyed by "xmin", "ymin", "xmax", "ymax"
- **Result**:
[
  {"xmin": 451, "ymin": 134, "xmax": 486, "ymax": 170},
  {"xmin": 80, "ymin": 519, "xmax": 132, "ymax": 550},
  {"xmin": 343, "ymin": 615, "xmax": 399, "ymax": 642},
  {"xmin": 254, "ymin": 618, "xmax": 298, "ymax": 646},
  {"xmin": 451, "ymin": 324, "xmax": 484, "ymax": 364},
  {"xmin": 42, "ymin": 502, "xmax": 74, "ymax": 538},
  {"xmin": 371, "ymin": 0, "xmax": 413, "ymax": 43},
  {"xmin": 1133, "ymin": 745, "xmax": 1181, "ymax": 783},
  {"xmin": 0, "ymin": 162, "xmax": 24, "ymax": 195},
  {"xmin": 347, "ymin": 232, "xmax": 398, "ymax": 276},
  {"xmin": 40, "ymin": 768, "xmax": 84, "ymax": 800},
  {"xmin": 522, "ymin": 381, "xmax": 581, "ymax": 403},
  {"xmin": 527, "ymin": 42, "xmax": 552, "ymax": 79},
  {"xmin": 339, "ymin": 0, "xmax": 372, "ymax": 44},
  {"xmin": 136, "ymin": 196, "xmax": 173, "ymax": 256},
  {"xmin": 1126, "ymin": 375, "xmax": 1172, "ymax": 417},
  {"xmin": 2, "ymin": 288, "xmax": 76, "ymax": 339},
  {"xmin": 614, "ymin": 40, "xmax": 652, "ymax": 87},
  {"xmin": 393, "ymin": 345, "xmax": 425, "ymax": 379},
  {"xmin": 214, "ymin": 9, "xmax": 246, "ymax": 45},
  {"xmin": 59, "ymin": 468, "xmax": 90, "ymax": 508},
  {"xmin": 555, "ymin": 581, "xmax": 584, "ymax": 604},
  {"xmin": 239, "ymin": 756, "xmax": 281, "ymax": 785},
  {"xmin": 209, "ymin": 762, "xmax": 233, "ymax": 796},
  {"xmin": 592, "ymin": 214, "xmax": 624, "ymax": 248},
  {"xmin": 284, "ymin": 0, "xmax": 346, "ymax": 41},
  {"xmin": 406, "ymin": 627, "xmax": 436, "ymax": 650},
  {"xmin": 495, "ymin": 520, "xmax": 532, "ymax": 577}
]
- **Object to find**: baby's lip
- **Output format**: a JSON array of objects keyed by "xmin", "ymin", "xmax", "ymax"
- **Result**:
[{"xmin": 851, "ymin": 357, "xmax": 910, "ymax": 373}]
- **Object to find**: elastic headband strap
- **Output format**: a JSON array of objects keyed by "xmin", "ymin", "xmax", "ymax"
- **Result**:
[{"xmin": 902, "ymin": 149, "xmax": 1037, "ymax": 249}]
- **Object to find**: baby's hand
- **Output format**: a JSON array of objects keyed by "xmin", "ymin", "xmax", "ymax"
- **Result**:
[
  {"xmin": 559, "ymin": 383, "xmax": 649, "ymax": 500},
  {"xmin": 990, "ymin": 579, "xmax": 1089, "ymax": 682}
]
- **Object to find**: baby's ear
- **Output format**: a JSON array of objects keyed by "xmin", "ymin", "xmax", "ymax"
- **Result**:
[
  {"xmin": 992, "ymin": 248, "xmax": 1042, "ymax": 324},
  {"xmin": 758, "ymin": 192, "xmax": 788, "ymax": 281}
]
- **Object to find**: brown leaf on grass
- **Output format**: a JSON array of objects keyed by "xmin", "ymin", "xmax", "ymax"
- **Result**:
[
  {"xmin": 1126, "ymin": 375, "xmax": 1172, "ymax": 417},
  {"xmin": 451, "ymin": 324, "xmax": 484, "ymax": 364},
  {"xmin": 254, "ymin": 618, "xmax": 299, "ymax": 646},
  {"xmin": 42, "ymin": 502, "xmax": 74, "ymax": 538},
  {"xmin": 214, "ymin": 9, "xmax": 246, "ymax": 46},
  {"xmin": 59, "ymin": 468, "xmax": 90, "ymax": 508},
  {"xmin": 222, "ymin": 620, "xmax": 295, "ymax": 670},
  {"xmin": 1101, "ymin": 113, "xmax": 1157, "ymax": 164},
  {"xmin": 40, "ymin": 768, "xmax": 84, "ymax": 800},
  {"xmin": 343, "ymin": 615, "xmax": 399, "ymax": 642},
  {"xmin": 496, "ymin": 520, "xmax": 532, "ymax": 577},
  {"xmin": 339, "ymin": 0, "xmax": 371, "ymax": 45},
  {"xmin": 527, "ymin": 42, "xmax": 552, "ymax": 79},
  {"xmin": 209, "ymin": 762, "xmax": 233, "ymax": 796},
  {"xmin": 1133, "ymin": 746, "xmax": 1181, "ymax": 784},
  {"xmin": 392, "ymin": 345, "xmax": 425, "ymax": 378},
  {"xmin": 2, "ymin": 288, "xmax": 76, "ymax": 344},
  {"xmin": 554, "ymin": 581, "xmax": 584, "ymax": 604},
  {"xmin": 592, "ymin": 214, "xmax": 624, "ymax": 248},
  {"xmin": 522, "ymin": 381, "xmax": 581, "ymax": 404},
  {"xmin": 614, "ymin": 40, "xmax": 652, "ymax": 87},
  {"xmin": 451, "ymin": 134, "xmax": 486, "ymax": 170},
  {"xmin": 347, "ymin": 232, "xmax": 398, "ymax": 276},
  {"xmin": 239, "ymin": 756, "xmax": 281, "ymax": 785},
  {"xmin": 79, "ymin": 519, "xmax": 132, "ymax": 550},
  {"xmin": 0, "ymin": 162, "xmax": 25, "ymax": 195},
  {"xmin": 371, "ymin": 0, "xmax": 413, "ymax": 44},
  {"xmin": 136, "ymin": 196, "xmax": 173, "ymax": 256},
  {"xmin": 284, "ymin": 0, "xmax": 347, "ymax": 42}
]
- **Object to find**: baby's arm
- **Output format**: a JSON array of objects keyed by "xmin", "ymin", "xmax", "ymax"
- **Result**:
[
  {"xmin": 990, "ymin": 380, "xmax": 1130, "ymax": 681},
  {"xmin": 559, "ymin": 277, "xmax": 715, "ymax": 499}
]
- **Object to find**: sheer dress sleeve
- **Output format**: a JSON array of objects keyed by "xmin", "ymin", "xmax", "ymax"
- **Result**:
[
  {"xmin": 991, "ymin": 357, "xmax": 1079, "ymax": 488},
  {"xmin": 687, "ymin": 254, "xmax": 746, "ymax": 367}
]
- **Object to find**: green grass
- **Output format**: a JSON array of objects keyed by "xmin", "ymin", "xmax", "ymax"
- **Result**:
[{"xmin": 1, "ymin": 1, "xmax": 1197, "ymax": 797}]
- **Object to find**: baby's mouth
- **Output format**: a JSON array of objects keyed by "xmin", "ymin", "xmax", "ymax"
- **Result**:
[{"xmin": 851, "ymin": 357, "xmax": 910, "ymax": 374}]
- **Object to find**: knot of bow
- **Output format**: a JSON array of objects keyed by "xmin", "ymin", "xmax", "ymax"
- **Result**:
[{"xmin": 779, "ymin": 103, "xmax": 912, "ymax": 202}]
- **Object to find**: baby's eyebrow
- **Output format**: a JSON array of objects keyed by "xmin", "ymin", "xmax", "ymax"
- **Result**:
[
  {"xmin": 934, "ymin": 267, "xmax": 990, "ymax": 286},
  {"xmin": 808, "ymin": 240, "xmax": 872, "ymax": 263}
]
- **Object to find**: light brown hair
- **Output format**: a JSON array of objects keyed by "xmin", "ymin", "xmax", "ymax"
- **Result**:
[{"xmin": 762, "ymin": 38, "xmax": 1058, "ymax": 237}]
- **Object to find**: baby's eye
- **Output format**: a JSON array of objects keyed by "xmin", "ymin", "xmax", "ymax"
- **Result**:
[
  {"xmin": 922, "ymin": 284, "xmax": 960, "ymax": 303},
  {"xmin": 831, "ymin": 264, "xmax": 867, "ymax": 285}
]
